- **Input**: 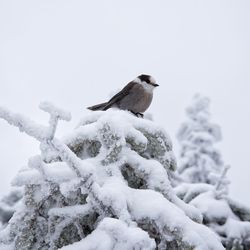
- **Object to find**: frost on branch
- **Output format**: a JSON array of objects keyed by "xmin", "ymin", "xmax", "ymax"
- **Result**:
[
  {"xmin": 0, "ymin": 103, "xmax": 224, "ymax": 250},
  {"xmin": 0, "ymin": 190, "xmax": 22, "ymax": 227},
  {"xmin": 177, "ymin": 94, "xmax": 224, "ymax": 184}
]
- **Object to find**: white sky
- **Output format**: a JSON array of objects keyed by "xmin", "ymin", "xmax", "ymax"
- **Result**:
[{"xmin": 0, "ymin": 0, "xmax": 249, "ymax": 205}]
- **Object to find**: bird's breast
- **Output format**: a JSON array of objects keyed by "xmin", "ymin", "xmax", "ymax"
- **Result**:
[{"xmin": 137, "ymin": 91, "xmax": 153, "ymax": 112}]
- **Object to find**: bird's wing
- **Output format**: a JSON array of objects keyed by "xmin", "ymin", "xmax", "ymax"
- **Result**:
[{"xmin": 102, "ymin": 81, "xmax": 136, "ymax": 110}]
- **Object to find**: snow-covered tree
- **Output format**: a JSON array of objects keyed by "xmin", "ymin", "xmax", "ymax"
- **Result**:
[
  {"xmin": 177, "ymin": 94, "xmax": 223, "ymax": 184},
  {"xmin": 0, "ymin": 102, "xmax": 224, "ymax": 250},
  {"xmin": 176, "ymin": 95, "xmax": 250, "ymax": 250}
]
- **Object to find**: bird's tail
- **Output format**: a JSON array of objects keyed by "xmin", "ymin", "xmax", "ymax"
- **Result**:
[{"xmin": 87, "ymin": 102, "xmax": 108, "ymax": 111}]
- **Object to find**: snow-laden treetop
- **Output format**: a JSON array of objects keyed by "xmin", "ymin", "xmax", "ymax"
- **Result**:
[
  {"xmin": 179, "ymin": 94, "xmax": 222, "ymax": 143},
  {"xmin": 177, "ymin": 94, "xmax": 224, "ymax": 184},
  {"xmin": 0, "ymin": 102, "xmax": 224, "ymax": 250}
]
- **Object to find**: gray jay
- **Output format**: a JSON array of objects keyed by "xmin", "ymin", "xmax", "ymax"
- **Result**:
[{"xmin": 87, "ymin": 74, "xmax": 159, "ymax": 117}]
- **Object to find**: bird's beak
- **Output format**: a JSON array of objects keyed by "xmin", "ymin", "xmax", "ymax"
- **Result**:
[{"xmin": 153, "ymin": 83, "xmax": 159, "ymax": 87}]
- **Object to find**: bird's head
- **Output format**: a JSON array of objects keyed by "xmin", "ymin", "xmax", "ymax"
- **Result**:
[{"xmin": 135, "ymin": 74, "xmax": 159, "ymax": 92}]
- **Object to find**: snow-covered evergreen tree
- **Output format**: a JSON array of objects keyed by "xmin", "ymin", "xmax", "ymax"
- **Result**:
[
  {"xmin": 176, "ymin": 95, "xmax": 250, "ymax": 250},
  {"xmin": 0, "ymin": 102, "xmax": 224, "ymax": 250},
  {"xmin": 177, "ymin": 94, "xmax": 223, "ymax": 184}
]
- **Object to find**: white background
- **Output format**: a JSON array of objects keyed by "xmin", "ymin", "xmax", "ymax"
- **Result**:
[{"xmin": 0, "ymin": 0, "xmax": 249, "ymax": 205}]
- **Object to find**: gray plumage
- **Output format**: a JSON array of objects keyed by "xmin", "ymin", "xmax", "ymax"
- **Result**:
[{"xmin": 87, "ymin": 74, "xmax": 159, "ymax": 116}]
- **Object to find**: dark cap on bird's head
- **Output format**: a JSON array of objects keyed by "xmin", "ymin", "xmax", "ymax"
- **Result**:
[{"xmin": 138, "ymin": 74, "xmax": 159, "ymax": 87}]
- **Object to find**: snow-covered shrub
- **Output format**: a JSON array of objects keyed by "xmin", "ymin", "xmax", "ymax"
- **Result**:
[
  {"xmin": 177, "ymin": 94, "xmax": 224, "ymax": 184},
  {"xmin": 0, "ymin": 102, "xmax": 224, "ymax": 250}
]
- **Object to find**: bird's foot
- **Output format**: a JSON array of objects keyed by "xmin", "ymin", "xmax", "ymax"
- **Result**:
[
  {"xmin": 136, "ymin": 112, "xmax": 144, "ymax": 118},
  {"xmin": 129, "ymin": 110, "xmax": 144, "ymax": 118}
]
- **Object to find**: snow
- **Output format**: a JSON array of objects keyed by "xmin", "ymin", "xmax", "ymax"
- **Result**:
[
  {"xmin": 12, "ymin": 162, "xmax": 75, "ymax": 186},
  {"xmin": 0, "ymin": 244, "xmax": 14, "ymax": 250},
  {"xmin": 39, "ymin": 101, "xmax": 71, "ymax": 121},
  {"xmin": 227, "ymin": 197, "xmax": 250, "ymax": 221},
  {"xmin": 190, "ymin": 191, "xmax": 237, "ymax": 221},
  {"xmin": 220, "ymin": 218, "xmax": 250, "ymax": 240},
  {"xmin": 0, "ymin": 106, "xmax": 48, "ymax": 141},
  {"xmin": 60, "ymin": 218, "xmax": 156, "ymax": 250},
  {"xmin": 49, "ymin": 204, "xmax": 91, "ymax": 218},
  {"xmin": 0, "ymin": 102, "xmax": 71, "ymax": 142},
  {"xmin": 0, "ymin": 190, "xmax": 23, "ymax": 227},
  {"xmin": 174, "ymin": 183, "xmax": 213, "ymax": 202},
  {"xmin": 175, "ymin": 179, "xmax": 250, "ymax": 248},
  {"xmin": 0, "ymin": 104, "xmax": 225, "ymax": 249},
  {"xmin": 0, "ymin": 226, "xmax": 11, "ymax": 245},
  {"xmin": 127, "ymin": 188, "xmax": 223, "ymax": 250}
]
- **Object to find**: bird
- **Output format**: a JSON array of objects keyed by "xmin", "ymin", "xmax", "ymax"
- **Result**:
[{"xmin": 87, "ymin": 74, "xmax": 159, "ymax": 117}]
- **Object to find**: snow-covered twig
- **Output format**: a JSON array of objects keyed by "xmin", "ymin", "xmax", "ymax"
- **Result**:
[
  {"xmin": 0, "ymin": 106, "xmax": 48, "ymax": 141},
  {"xmin": 215, "ymin": 165, "xmax": 230, "ymax": 191},
  {"xmin": 39, "ymin": 102, "xmax": 71, "ymax": 139}
]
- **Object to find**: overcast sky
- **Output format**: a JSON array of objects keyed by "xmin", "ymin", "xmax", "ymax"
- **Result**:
[{"xmin": 0, "ymin": 0, "xmax": 249, "ymax": 205}]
